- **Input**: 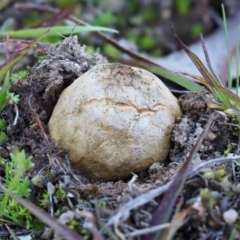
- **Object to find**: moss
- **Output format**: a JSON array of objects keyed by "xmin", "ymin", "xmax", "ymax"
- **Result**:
[
  {"xmin": 103, "ymin": 43, "xmax": 121, "ymax": 57},
  {"xmin": 55, "ymin": 0, "xmax": 79, "ymax": 9},
  {"xmin": 191, "ymin": 24, "xmax": 204, "ymax": 39},
  {"xmin": 174, "ymin": 0, "xmax": 191, "ymax": 15},
  {"xmin": 93, "ymin": 11, "xmax": 117, "ymax": 27},
  {"xmin": 143, "ymin": 8, "xmax": 157, "ymax": 22},
  {"xmin": 139, "ymin": 35, "xmax": 157, "ymax": 50}
]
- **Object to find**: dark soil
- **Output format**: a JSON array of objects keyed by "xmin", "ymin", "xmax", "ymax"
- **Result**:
[
  {"xmin": 1, "ymin": 35, "xmax": 240, "ymax": 239},
  {"xmin": 1, "ymin": 36, "xmax": 108, "ymax": 183},
  {"xmin": 171, "ymin": 91, "xmax": 239, "ymax": 164}
]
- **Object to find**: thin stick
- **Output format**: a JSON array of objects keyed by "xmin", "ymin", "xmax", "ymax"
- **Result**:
[
  {"xmin": 14, "ymin": 3, "xmax": 164, "ymax": 68},
  {"xmin": 236, "ymin": 28, "xmax": 240, "ymax": 95},
  {"xmin": 147, "ymin": 113, "xmax": 215, "ymax": 240},
  {"xmin": 125, "ymin": 223, "xmax": 170, "ymax": 237},
  {"xmin": 221, "ymin": 4, "xmax": 232, "ymax": 89}
]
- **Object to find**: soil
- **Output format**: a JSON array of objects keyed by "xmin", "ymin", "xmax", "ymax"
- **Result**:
[
  {"xmin": 171, "ymin": 91, "xmax": 239, "ymax": 164},
  {"xmin": 1, "ymin": 36, "xmax": 108, "ymax": 183},
  {"xmin": 1, "ymin": 35, "xmax": 240, "ymax": 239},
  {"xmin": 1, "ymin": 1, "xmax": 240, "ymax": 239}
]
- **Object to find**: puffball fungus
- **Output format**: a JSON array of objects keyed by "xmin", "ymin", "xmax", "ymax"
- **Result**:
[{"xmin": 48, "ymin": 63, "xmax": 181, "ymax": 180}]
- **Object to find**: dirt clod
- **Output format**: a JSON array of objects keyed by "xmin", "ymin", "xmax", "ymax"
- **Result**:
[
  {"xmin": 1, "ymin": 36, "xmax": 107, "ymax": 181},
  {"xmin": 170, "ymin": 91, "xmax": 238, "ymax": 164}
]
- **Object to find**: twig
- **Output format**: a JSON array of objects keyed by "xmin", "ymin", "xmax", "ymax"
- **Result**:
[
  {"xmin": 107, "ymin": 182, "xmax": 171, "ymax": 225},
  {"xmin": 47, "ymin": 182, "xmax": 55, "ymax": 217},
  {"xmin": 4, "ymin": 224, "xmax": 19, "ymax": 240},
  {"xmin": 95, "ymin": 203, "xmax": 118, "ymax": 240},
  {"xmin": 188, "ymin": 155, "xmax": 240, "ymax": 178},
  {"xmin": 31, "ymin": 5, "xmax": 76, "ymax": 28},
  {"xmin": 200, "ymin": 35, "xmax": 223, "ymax": 86},
  {"xmin": 13, "ymin": 104, "xmax": 19, "ymax": 126},
  {"xmin": 30, "ymin": 114, "xmax": 49, "ymax": 143},
  {"xmin": 128, "ymin": 174, "xmax": 138, "ymax": 191},
  {"xmin": 107, "ymin": 116, "xmax": 240, "ymax": 238},
  {"xmin": 76, "ymin": 210, "xmax": 103, "ymax": 240},
  {"xmin": 0, "ymin": 228, "xmax": 30, "ymax": 238},
  {"xmin": 146, "ymin": 113, "xmax": 215, "ymax": 240},
  {"xmin": 107, "ymin": 154, "xmax": 240, "ymax": 232},
  {"xmin": 124, "ymin": 223, "xmax": 170, "ymax": 237},
  {"xmin": 14, "ymin": 3, "xmax": 165, "ymax": 68},
  {"xmin": 5, "ymin": 35, "xmax": 9, "ymax": 62}
]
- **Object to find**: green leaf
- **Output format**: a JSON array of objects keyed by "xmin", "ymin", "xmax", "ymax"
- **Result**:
[
  {"xmin": 0, "ymin": 71, "xmax": 10, "ymax": 110},
  {"xmin": 0, "ymin": 26, "xmax": 118, "ymax": 39},
  {"xmin": 222, "ymin": 4, "xmax": 232, "ymax": 89},
  {"xmin": 143, "ymin": 64, "xmax": 202, "ymax": 92},
  {"xmin": 10, "ymin": 150, "xmax": 33, "ymax": 172},
  {"xmin": 174, "ymin": 0, "xmax": 191, "ymax": 15},
  {"xmin": 217, "ymin": 86, "xmax": 240, "ymax": 108},
  {"xmin": 171, "ymin": 25, "xmax": 235, "ymax": 109},
  {"xmin": 0, "ymin": 0, "xmax": 12, "ymax": 12}
]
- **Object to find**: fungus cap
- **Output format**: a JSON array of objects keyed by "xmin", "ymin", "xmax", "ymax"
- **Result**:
[{"xmin": 48, "ymin": 63, "xmax": 181, "ymax": 180}]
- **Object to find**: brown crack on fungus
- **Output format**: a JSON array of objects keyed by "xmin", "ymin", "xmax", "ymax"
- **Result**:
[{"xmin": 48, "ymin": 63, "xmax": 181, "ymax": 180}]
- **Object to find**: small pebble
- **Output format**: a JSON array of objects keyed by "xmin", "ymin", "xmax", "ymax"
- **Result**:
[{"xmin": 223, "ymin": 209, "xmax": 238, "ymax": 224}]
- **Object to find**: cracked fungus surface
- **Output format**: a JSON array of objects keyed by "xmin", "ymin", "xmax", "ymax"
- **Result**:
[{"xmin": 48, "ymin": 63, "xmax": 181, "ymax": 180}]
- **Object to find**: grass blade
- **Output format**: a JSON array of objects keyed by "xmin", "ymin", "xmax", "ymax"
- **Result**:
[
  {"xmin": 182, "ymin": 72, "xmax": 240, "ymax": 108},
  {"xmin": 236, "ymin": 28, "xmax": 240, "ymax": 95},
  {"xmin": 0, "ymin": 71, "xmax": 10, "ymax": 110},
  {"xmin": 217, "ymin": 85, "xmax": 240, "ymax": 108},
  {"xmin": 171, "ymin": 24, "xmax": 231, "ymax": 109},
  {"xmin": 222, "ymin": 4, "xmax": 232, "ymax": 89},
  {"xmin": 0, "ymin": 0, "xmax": 12, "ymax": 11},
  {"xmin": 0, "ymin": 41, "xmax": 29, "ymax": 53},
  {"xmin": 0, "ymin": 30, "xmax": 50, "ymax": 83},
  {"xmin": 200, "ymin": 35, "xmax": 223, "ymax": 86},
  {"xmin": 14, "ymin": 3, "xmax": 203, "ymax": 94},
  {"xmin": 31, "ymin": 5, "xmax": 76, "ymax": 28},
  {"xmin": 143, "ymin": 64, "xmax": 202, "ymax": 92},
  {"xmin": 0, "ymin": 26, "xmax": 118, "ymax": 39}
]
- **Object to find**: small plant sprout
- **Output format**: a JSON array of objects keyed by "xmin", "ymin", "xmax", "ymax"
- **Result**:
[
  {"xmin": 9, "ymin": 149, "xmax": 34, "ymax": 172},
  {"xmin": 0, "ymin": 149, "xmax": 34, "ymax": 228},
  {"xmin": 5, "ymin": 92, "xmax": 20, "ymax": 126},
  {"xmin": 204, "ymin": 166, "xmax": 227, "ymax": 181},
  {"xmin": 98, "ymin": 200, "xmax": 106, "ymax": 208},
  {"xmin": 6, "ymin": 92, "xmax": 20, "ymax": 105},
  {"xmin": 171, "ymin": 26, "xmax": 240, "ymax": 122},
  {"xmin": 80, "ymin": 228, "xmax": 90, "ymax": 239},
  {"xmin": 224, "ymin": 142, "xmax": 232, "ymax": 155},
  {"xmin": 200, "ymin": 188, "xmax": 216, "ymax": 210},
  {"xmin": 0, "ymin": 71, "xmax": 10, "ymax": 111},
  {"xmin": 68, "ymin": 219, "xmax": 78, "ymax": 230},
  {"xmin": 37, "ymin": 54, "xmax": 48, "ymax": 61},
  {"xmin": 0, "ymin": 131, "xmax": 7, "ymax": 143},
  {"xmin": 0, "ymin": 118, "xmax": 7, "ymax": 130},
  {"xmin": 0, "ymin": 156, "xmax": 5, "ymax": 165},
  {"xmin": 11, "ymin": 69, "xmax": 29, "ymax": 81},
  {"xmin": 5, "ymin": 91, "xmax": 20, "ymax": 126},
  {"xmin": 56, "ymin": 183, "xmax": 66, "ymax": 201},
  {"xmin": 39, "ymin": 190, "xmax": 50, "ymax": 209}
]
